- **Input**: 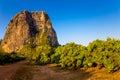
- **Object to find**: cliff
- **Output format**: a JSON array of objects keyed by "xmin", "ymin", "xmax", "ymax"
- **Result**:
[
  {"xmin": 1, "ymin": 10, "xmax": 59, "ymax": 52},
  {"xmin": 0, "ymin": 39, "xmax": 2, "ymax": 45}
]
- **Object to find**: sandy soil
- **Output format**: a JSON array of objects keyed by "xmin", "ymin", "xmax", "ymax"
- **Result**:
[
  {"xmin": 30, "ymin": 65, "xmax": 91, "ymax": 80},
  {"xmin": 0, "ymin": 61, "xmax": 26, "ymax": 80},
  {"xmin": 0, "ymin": 61, "xmax": 91, "ymax": 80},
  {"xmin": 0, "ymin": 61, "xmax": 120, "ymax": 80}
]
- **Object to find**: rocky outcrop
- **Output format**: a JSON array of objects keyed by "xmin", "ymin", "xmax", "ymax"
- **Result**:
[
  {"xmin": 0, "ymin": 39, "xmax": 2, "ymax": 45},
  {"xmin": 1, "ymin": 10, "xmax": 59, "ymax": 53}
]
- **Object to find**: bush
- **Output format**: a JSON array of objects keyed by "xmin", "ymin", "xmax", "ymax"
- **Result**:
[
  {"xmin": 35, "ymin": 45, "xmax": 54, "ymax": 64},
  {"xmin": 0, "ymin": 52, "xmax": 25, "ymax": 65},
  {"xmin": 19, "ymin": 43, "xmax": 54, "ymax": 65},
  {"xmin": 19, "ymin": 38, "xmax": 120, "ymax": 72},
  {"xmin": 51, "ymin": 46, "xmax": 62, "ymax": 64},
  {"xmin": 85, "ymin": 38, "xmax": 120, "ymax": 72},
  {"xmin": 52, "ymin": 42, "xmax": 87, "ymax": 69}
]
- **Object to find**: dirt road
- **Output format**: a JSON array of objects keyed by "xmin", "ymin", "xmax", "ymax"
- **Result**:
[
  {"xmin": 30, "ymin": 65, "xmax": 91, "ymax": 80},
  {"xmin": 0, "ymin": 61, "xmax": 26, "ymax": 80},
  {"xmin": 0, "ymin": 61, "xmax": 91, "ymax": 80},
  {"xmin": 0, "ymin": 61, "xmax": 119, "ymax": 80}
]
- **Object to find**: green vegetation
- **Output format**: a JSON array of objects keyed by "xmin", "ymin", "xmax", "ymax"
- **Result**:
[
  {"xmin": 51, "ymin": 42, "xmax": 87, "ymax": 69},
  {"xmin": 1, "ymin": 37, "xmax": 120, "ymax": 72},
  {"xmin": 20, "ymin": 44, "xmax": 54, "ymax": 65},
  {"xmin": 19, "ymin": 38, "xmax": 120, "ymax": 72},
  {"xmin": 19, "ymin": 37, "xmax": 120, "ymax": 72},
  {"xmin": 84, "ymin": 38, "xmax": 120, "ymax": 72},
  {"xmin": 0, "ymin": 47, "xmax": 25, "ymax": 65}
]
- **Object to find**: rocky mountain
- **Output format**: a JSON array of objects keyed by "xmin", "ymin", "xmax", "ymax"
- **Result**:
[
  {"xmin": 0, "ymin": 39, "xmax": 2, "ymax": 45},
  {"xmin": 1, "ymin": 10, "xmax": 59, "ymax": 53}
]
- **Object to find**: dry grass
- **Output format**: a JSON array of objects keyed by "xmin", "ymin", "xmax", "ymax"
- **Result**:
[{"xmin": 80, "ymin": 67, "xmax": 120, "ymax": 80}]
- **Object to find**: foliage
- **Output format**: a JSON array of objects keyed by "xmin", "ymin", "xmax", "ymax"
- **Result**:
[
  {"xmin": 84, "ymin": 38, "xmax": 120, "ymax": 72},
  {"xmin": 0, "ymin": 45, "xmax": 25, "ymax": 65},
  {"xmin": 0, "ymin": 52, "xmax": 25, "ymax": 65},
  {"xmin": 35, "ymin": 32, "xmax": 50, "ymax": 46},
  {"xmin": 50, "ymin": 38, "xmax": 120, "ymax": 72},
  {"xmin": 51, "ymin": 42, "xmax": 87, "ymax": 69},
  {"xmin": 20, "ymin": 44, "xmax": 54, "ymax": 65},
  {"xmin": 35, "ymin": 45, "xmax": 54, "ymax": 64},
  {"xmin": 19, "ymin": 37, "xmax": 120, "ymax": 72}
]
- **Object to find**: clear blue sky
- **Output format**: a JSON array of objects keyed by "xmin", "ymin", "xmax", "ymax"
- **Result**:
[{"xmin": 0, "ymin": 0, "xmax": 120, "ymax": 45}]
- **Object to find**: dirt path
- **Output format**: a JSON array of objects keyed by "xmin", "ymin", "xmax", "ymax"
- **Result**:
[
  {"xmin": 1, "ymin": 61, "xmax": 120, "ymax": 80},
  {"xmin": 0, "ymin": 61, "xmax": 26, "ymax": 80},
  {"xmin": 0, "ymin": 61, "xmax": 91, "ymax": 80},
  {"xmin": 30, "ymin": 65, "xmax": 91, "ymax": 80}
]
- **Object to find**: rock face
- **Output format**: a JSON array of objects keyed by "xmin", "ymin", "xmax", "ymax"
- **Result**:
[
  {"xmin": 0, "ymin": 39, "xmax": 2, "ymax": 45},
  {"xmin": 1, "ymin": 10, "xmax": 59, "ymax": 53}
]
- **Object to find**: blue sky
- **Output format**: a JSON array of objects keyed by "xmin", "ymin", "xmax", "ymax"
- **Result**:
[{"xmin": 0, "ymin": 0, "xmax": 120, "ymax": 45}]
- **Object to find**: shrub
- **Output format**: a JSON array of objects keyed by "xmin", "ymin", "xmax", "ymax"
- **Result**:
[
  {"xmin": 0, "ymin": 52, "xmax": 25, "ymax": 65},
  {"xmin": 34, "ymin": 45, "xmax": 54, "ymax": 64},
  {"xmin": 19, "ymin": 38, "xmax": 120, "ymax": 72},
  {"xmin": 52, "ymin": 42, "xmax": 87, "ymax": 69}
]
